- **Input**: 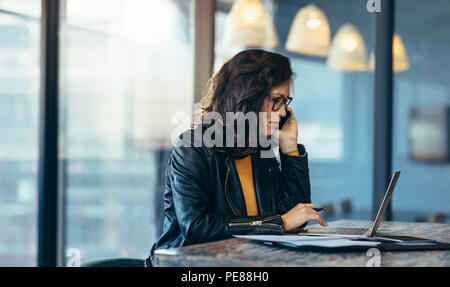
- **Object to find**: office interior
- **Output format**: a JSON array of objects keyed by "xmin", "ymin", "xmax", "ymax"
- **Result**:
[{"xmin": 0, "ymin": 0, "xmax": 449, "ymax": 266}]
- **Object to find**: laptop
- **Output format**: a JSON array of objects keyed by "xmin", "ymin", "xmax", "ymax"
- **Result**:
[{"xmin": 300, "ymin": 171, "xmax": 401, "ymax": 238}]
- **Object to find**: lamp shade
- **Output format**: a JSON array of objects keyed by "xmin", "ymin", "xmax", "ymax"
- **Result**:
[
  {"xmin": 223, "ymin": 0, "xmax": 278, "ymax": 48},
  {"xmin": 285, "ymin": 4, "xmax": 330, "ymax": 57},
  {"xmin": 327, "ymin": 23, "xmax": 368, "ymax": 71},
  {"xmin": 392, "ymin": 34, "xmax": 410, "ymax": 71},
  {"xmin": 369, "ymin": 33, "xmax": 410, "ymax": 72}
]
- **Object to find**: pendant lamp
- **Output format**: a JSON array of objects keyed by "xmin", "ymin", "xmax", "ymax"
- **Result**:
[
  {"xmin": 369, "ymin": 33, "xmax": 410, "ymax": 72},
  {"xmin": 285, "ymin": 3, "xmax": 330, "ymax": 57},
  {"xmin": 223, "ymin": 0, "xmax": 278, "ymax": 48},
  {"xmin": 327, "ymin": 23, "xmax": 368, "ymax": 71}
]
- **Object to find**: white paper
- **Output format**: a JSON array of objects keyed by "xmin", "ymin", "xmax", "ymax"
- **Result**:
[
  {"xmin": 234, "ymin": 235, "xmax": 380, "ymax": 248},
  {"xmin": 279, "ymin": 239, "xmax": 380, "ymax": 248},
  {"xmin": 371, "ymin": 236, "xmax": 404, "ymax": 242},
  {"xmin": 234, "ymin": 234, "xmax": 364, "ymax": 242}
]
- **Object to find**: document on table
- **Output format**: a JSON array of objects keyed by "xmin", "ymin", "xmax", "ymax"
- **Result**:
[{"xmin": 233, "ymin": 234, "xmax": 381, "ymax": 248}]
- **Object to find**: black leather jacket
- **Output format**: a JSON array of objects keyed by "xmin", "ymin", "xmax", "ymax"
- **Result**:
[{"xmin": 147, "ymin": 129, "xmax": 311, "ymax": 266}]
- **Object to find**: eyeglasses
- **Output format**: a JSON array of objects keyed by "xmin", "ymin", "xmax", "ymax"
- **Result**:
[{"xmin": 270, "ymin": 95, "xmax": 293, "ymax": 111}]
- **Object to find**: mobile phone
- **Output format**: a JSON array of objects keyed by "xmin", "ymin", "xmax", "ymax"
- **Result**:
[{"xmin": 279, "ymin": 110, "xmax": 291, "ymax": 129}]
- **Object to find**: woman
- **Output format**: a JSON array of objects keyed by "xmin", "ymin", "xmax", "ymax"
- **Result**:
[{"xmin": 146, "ymin": 49, "xmax": 327, "ymax": 267}]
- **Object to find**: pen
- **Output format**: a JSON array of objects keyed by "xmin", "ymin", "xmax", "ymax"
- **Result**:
[{"xmin": 313, "ymin": 208, "xmax": 324, "ymax": 212}]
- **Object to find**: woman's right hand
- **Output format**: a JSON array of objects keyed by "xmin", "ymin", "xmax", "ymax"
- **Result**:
[{"xmin": 282, "ymin": 203, "xmax": 328, "ymax": 231}]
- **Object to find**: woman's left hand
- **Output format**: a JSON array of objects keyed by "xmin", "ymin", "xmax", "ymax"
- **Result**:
[{"xmin": 278, "ymin": 107, "xmax": 298, "ymax": 153}]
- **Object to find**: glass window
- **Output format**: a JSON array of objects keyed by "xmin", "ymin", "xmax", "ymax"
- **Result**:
[
  {"xmin": 215, "ymin": 0, "xmax": 375, "ymax": 220},
  {"xmin": 65, "ymin": 0, "xmax": 120, "ymax": 33},
  {"xmin": 0, "ymin": 10, "xmax": 40, "ymax": 266},
  {"xmin": 60, "ymin": 0, "xmax": 193, "ymax": 264},
  {"xmin": 392, "ymin": 0, "xmax": 450, "ymax": 223},
  {"xmin": 0, "ymin": 0, "xmax": 41, "ymax": 18}
]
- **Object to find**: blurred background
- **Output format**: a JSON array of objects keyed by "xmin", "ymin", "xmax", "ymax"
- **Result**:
[{"xmin": 0, "ymin": 0, "xmax": 449, "ymax": 266}]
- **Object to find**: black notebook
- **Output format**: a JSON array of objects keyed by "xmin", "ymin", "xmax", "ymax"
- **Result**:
[{"xmin": 263, "ymin": 235, "xmax": 450, "ymax": 252}]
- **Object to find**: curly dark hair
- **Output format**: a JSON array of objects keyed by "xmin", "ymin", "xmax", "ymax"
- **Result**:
[{"xmin": 198, "ymin": 49, "xmax": 294, "ymax": 157}]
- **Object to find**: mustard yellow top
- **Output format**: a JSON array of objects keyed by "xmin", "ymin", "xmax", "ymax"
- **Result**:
[
  {"xmin": 234, "ymin": 156, "xmax": 258, "ymax": 216},
  {"xmin": 233, "ymin": 148, "xmax": 299, "ymax": 229}
]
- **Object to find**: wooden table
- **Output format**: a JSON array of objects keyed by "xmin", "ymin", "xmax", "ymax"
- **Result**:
[{"xmin": 153, "ymin": 220, "xmax": 450, "ymax": 267}]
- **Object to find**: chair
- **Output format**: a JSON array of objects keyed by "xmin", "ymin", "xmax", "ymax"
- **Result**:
[
  {"xmin": 340, "ymin": 199, "xmax": 353, "ymax": 214},
  {"xmin": 81, "ymin": 257, "xmax": 145, "ymax": 267}
]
